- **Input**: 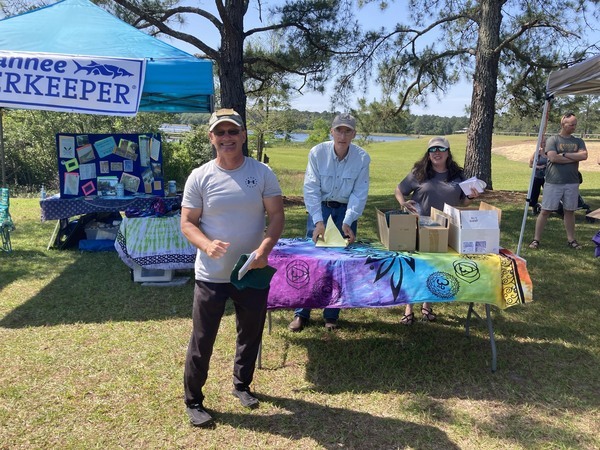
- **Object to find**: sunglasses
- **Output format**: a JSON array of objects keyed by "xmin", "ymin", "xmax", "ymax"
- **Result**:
[
  {"xmin": 212, "ymin": 129, "xmax": 241, "ymax": 137},
  {"xmin": 428, "ymin": 146, "xmax": 448, "ymax": 153}
]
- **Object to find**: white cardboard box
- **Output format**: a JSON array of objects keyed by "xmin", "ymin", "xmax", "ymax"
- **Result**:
[
  {"xmin": 443, "ymin": 202, "xmax": 502, "ymax": 254},
  {"xmin": 376, "ymin": 208, "xmax": 418, "ymax": 251},
  {"xmin": 132, "ymin": 265, "xmax": 173, "ymax": 282}
]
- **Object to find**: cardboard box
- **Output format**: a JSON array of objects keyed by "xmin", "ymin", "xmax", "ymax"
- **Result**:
[
  {"xmin": 443, "ymin": 202, "xmax": 502, "ymax": 254},
  {"xmin": 376, "ymin": 208, "xmax": 418, "ymax": 251},
  {"xmin": 132, "ymin": 265, "xmax": 173, "ymax": 282},
  {"xmin": 586, "ymin": 208, "xmax": 600, "ymax": 220},
  {"xmin": 418, "ymin": 208, "xmax": 450, "ymax": 253}
]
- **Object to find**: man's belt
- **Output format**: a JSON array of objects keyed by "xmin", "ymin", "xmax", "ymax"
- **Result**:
[{"xmin": 322, "ymin": 200, "xmax": 347, "ymax": 208}]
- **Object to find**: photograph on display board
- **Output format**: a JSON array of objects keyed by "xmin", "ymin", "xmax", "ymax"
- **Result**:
[
  {"xmin": 114, "ymin": 139, "xmax": 138, "ymax": 160},
  {"xmin": 97, "ymin": 176, "xmax": 118, "ymax": 196},
  {"xmin": 56, "ymin": 133, "xmax": 163, "ymax": 199},
  {"xmin": 139, "ymin": 135, "xmax": 151, "ymax": 167},
  {"xmin": 121, "ymin": 173, "xmax": 141, "ymax": 193},
  {"xmin": 77, "ymin": 144, "xmax": 95, "ymax": 164},
  {"xmin": 59, "ymin": 135, "xmax": 75, "ymax": 159}
]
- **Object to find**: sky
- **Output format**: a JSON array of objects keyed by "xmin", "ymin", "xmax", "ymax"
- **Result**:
[{"xmin": 165, "ymin": 1, "xmax": 472, "ymax": 117}]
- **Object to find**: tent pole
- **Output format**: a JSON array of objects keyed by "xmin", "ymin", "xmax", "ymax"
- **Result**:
[
  {"xmin": 516, "ymin": 97, "xmax": 552, "ymax": 256},
  {"xmin": 0, "ymin": 108, "xmax": 6, "ymax": 188}
]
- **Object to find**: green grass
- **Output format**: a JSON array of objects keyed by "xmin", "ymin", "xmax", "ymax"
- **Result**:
[{"xmin": 1, "ymin": 136, "xmax": 600, "ymax": 449}]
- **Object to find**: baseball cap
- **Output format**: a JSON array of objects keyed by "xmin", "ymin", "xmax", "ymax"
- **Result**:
[
  {"xmin": 331, "ymin": 113, "xmax": 356, "ymax": 130},
  {"xmin": 208, "ymin": 108, "xmax": 244, "ymax": 131},
  {"xmin": 427, "ymin": 136, "xmax": 450, "ymax": 150}
]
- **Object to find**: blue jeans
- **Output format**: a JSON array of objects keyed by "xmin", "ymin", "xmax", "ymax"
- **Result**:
[{"xmin": 294, "ymin": 203, "xmax": 357, "ymax": 321}]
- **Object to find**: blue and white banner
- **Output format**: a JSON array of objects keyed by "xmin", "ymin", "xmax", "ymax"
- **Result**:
[{"xmin": 0, "ymin": 51, "xmax": 146, "ymax": 116}]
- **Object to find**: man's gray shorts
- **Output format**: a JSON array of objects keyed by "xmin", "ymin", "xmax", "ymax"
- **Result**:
[{"xmin": 541, "ymin": 183, "xmax": 579, "ymax": 211}]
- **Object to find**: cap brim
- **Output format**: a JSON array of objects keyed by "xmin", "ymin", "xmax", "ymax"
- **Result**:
[{"xmin": 209, "ymin": 118, "xmax": 243, "ymax": 131}]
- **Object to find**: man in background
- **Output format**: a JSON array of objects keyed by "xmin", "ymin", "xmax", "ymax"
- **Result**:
[
  {"xmin": 288, "ymin": 113, "xmax": 370, "ymax": 332},
  {"xmin": 529, "ymin": 113, "xmax": 587, "ymax": 250}
]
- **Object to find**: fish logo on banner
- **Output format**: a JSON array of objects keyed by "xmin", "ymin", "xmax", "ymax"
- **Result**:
[
  {"xmin": 0, "ymin": 51, "xmax": 146, "ymax": 116},
  {"xmin": 73, "ymin": 61, "xmax": 135, "ymax": 79}
]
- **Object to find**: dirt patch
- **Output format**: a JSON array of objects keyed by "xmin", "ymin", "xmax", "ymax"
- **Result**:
[
  {"xmin": 493, "ymin": 140, "xmax": 600, "ymax": 172},
  {"xmin": 283, "ymin": 195, "xmax": 305, "ymax": 207},
  {"xmin": 479, "ymin": 189, "xmax": 526, "ymax": 205}
]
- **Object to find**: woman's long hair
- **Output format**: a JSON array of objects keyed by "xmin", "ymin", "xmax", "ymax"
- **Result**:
[{"xmin": 412, "ymin": 148, "xmax": 464, "ymax": 183}]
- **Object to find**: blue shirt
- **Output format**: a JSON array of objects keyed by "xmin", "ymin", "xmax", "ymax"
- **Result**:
[{"xmin": 303, "ymin": 141, "xmax": 370, "ymax": 226}]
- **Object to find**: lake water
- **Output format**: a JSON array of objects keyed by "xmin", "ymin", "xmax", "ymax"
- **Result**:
[
  {"xmin": 286, "ymin": 132, "xmax": 413, "ymax": 142},
  {"xmin": 158, "ymin": 125, "xmax": 414, "ymax": 143}
]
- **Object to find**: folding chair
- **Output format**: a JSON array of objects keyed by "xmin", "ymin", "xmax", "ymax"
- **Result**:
[{"xmin": 1, "ymin": 187, "xmax": 15, "ymax": 252}]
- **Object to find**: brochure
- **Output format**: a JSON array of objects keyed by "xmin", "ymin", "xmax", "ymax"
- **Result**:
[{"xmin": 459, "ymin": 177, "xmax": 486, "ymax": 196}]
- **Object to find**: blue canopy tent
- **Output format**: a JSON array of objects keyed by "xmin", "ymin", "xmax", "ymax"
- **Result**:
[{"xmin": 0, "ymin": 0, "xmax": 215, "ymax": 185}]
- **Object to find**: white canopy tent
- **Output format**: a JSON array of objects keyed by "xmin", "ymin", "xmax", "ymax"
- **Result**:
[{"xmin": 516, "ymin": 55, "xmax": 600, "ymax": 255}]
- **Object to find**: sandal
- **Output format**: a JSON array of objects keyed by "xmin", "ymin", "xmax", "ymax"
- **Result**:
[
  {"xmin": 567, "ymin": 240, "xmax": 583, "ymax": 250},
  {"xmin": 421, "ymin": 306, "xmax": 437, "ymax": 322},
  {"xmin": 528, "ymin": 239, "xmax": 540, "ymax": 249},
  {"xmin": 400, "ymin": 312, "xmax": 414, "ymax": 326}
]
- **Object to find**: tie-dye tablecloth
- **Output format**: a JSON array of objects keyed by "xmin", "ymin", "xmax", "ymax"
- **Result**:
[{"xmin": 267, "ymin": 238, "xmax": 532, "ymax": 310}]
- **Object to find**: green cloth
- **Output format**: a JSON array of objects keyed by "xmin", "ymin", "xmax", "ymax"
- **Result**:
[{"xmin": 230, "ymin": 253, "xmax": 277, "ymax": 290}]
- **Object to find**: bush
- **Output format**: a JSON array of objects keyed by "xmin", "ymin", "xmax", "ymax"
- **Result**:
[{"xmin": 162, "ymin": 126, "xmax": 212, "ymax": 187}]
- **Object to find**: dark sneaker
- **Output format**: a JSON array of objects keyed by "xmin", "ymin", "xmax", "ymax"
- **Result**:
[
  {"xmin": 288, "ymin": 315, "xmax": 308, "ymax": 332},
  {"xmin": 186, "ymin": 403, "xmax": 214, "ymax": 427},
  {"xmin": 232, "ymin": 389, "xmax": 259, "ymax": 409},
  {"xmin": 324, "ymin": 318, "xmax": 338, "ymax": 331}
]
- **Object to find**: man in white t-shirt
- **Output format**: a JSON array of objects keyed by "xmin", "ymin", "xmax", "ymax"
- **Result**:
[{"xmin": 180, "ymin": 108, "xmax": 284, "ymax": 427}]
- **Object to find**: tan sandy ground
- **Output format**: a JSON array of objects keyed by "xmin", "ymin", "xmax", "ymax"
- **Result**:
[{"xmin": 492, "ymin": 140, "xmax": 600, "ymax": 172}]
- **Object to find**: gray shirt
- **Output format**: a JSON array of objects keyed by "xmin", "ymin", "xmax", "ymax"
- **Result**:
[
  {"xmin": 399, "ymin": 170, "xmax": 465, "ymax": 216},
  {"xmin": 182, "ymin": 157, "xmax": 282, "ymax": 282},
  {"xmin": 545, "ymin": 134, "xmax": 586, "ymax": 184}
]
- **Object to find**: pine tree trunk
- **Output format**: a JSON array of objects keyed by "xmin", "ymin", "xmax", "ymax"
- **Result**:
[
  {"xmin": 464, "ymin": 0, "xmax": 502, "ymax": 190},
  {"xmin": 217, "ymin": 1, "xmax": 248, "ymax": 155}
]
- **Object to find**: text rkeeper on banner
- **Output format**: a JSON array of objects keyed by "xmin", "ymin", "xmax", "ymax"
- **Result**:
[{"xmin": 0, "ymin": 51, "xmax": 146, "ymax": 116}]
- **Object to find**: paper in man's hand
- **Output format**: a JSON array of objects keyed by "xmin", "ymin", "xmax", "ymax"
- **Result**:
[
  {"xmin": 315, "ymin": 216, "xmax": 349, "ymax": 247},
  {"xmin": 237, "ymin": 251, "xmax": 256, "ymax": 280}
]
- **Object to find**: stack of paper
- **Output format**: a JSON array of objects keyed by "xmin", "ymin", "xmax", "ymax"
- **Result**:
[
  {"xmin": 459, "ymin": 177, "xmax": 486, "ymax": 196},
  {"xmin": 315, "ymin": 216, "xmax": 349, "ymax": 247}
]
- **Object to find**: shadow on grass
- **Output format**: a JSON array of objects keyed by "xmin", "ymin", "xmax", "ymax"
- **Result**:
[
  {"xmin": 0, "ymin": 250, "xmax": 197, "ymax": 328},
  {"xmin": 0, "ymin": 249, "xmax": 50, "ymax": 291},
  {"xmin": 215, "ymin": 394, "xmax": 461, "ymax": 449},
  {"xmin": 262, "ymin": 307, "xmax": 599, "ymax": 410}
]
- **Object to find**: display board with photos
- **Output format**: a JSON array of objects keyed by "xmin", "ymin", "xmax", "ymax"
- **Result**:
[{"xmin": 56, "ymin": 133, "xmax": 164, "ymax": 199}]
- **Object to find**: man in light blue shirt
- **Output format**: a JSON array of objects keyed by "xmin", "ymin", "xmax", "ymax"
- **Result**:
[{"xmin": 288, "ymin": 113, "xmax": 370, "ymax": 332}]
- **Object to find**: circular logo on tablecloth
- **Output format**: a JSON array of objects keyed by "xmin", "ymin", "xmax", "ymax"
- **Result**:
[
  {"xmin": 427, "ymin": 271, "xmax": 459, "ymax": 299},
  {"xmin": 311, "ymin": 277, "xmax": 341, "ymax": 303},
  {"xmin": 453, "ymin": 260, "xmax": 480, "ymax": 283},
  {"xmin": 286, "ymin": 260, "xmax": 310, "ymax": 289}
]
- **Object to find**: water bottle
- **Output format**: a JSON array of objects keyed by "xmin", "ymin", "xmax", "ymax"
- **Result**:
[
  {"xmin": 40, "ymin": 184, "xmax": 46, "ymax": 200},
  {"xmin": 168, "ymin": 180, "xmax": 177, "ymax": 196}
]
